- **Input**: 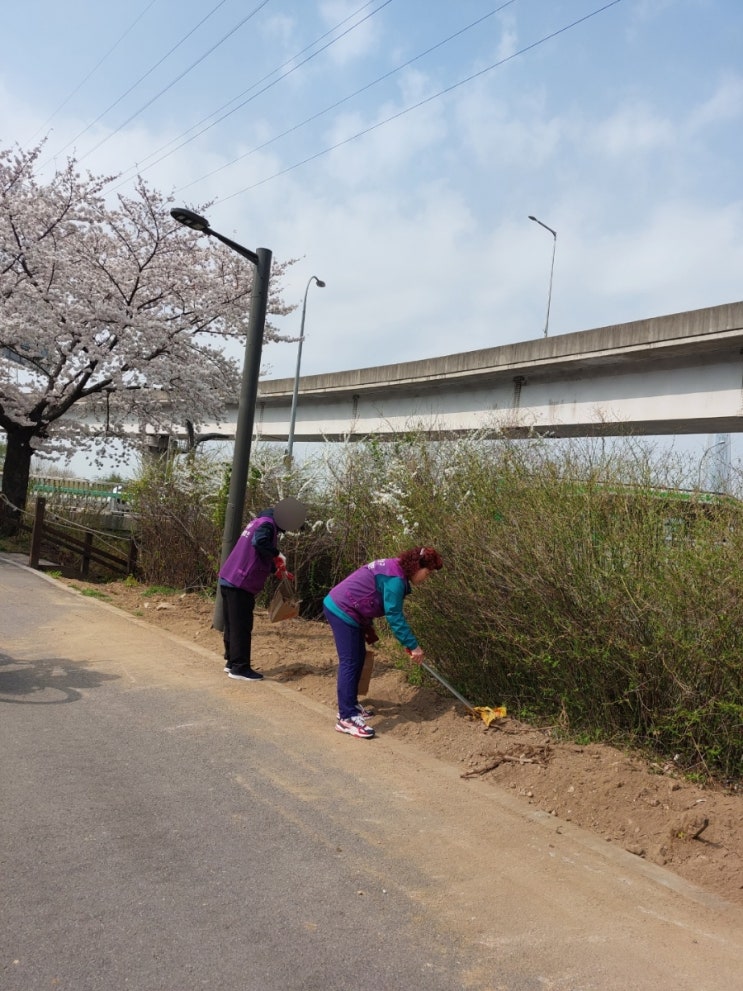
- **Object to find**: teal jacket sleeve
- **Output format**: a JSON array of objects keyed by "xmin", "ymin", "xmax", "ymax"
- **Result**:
[{"xmin": 377, "ymin": 574, "xmax": 418, "ymax": 650}]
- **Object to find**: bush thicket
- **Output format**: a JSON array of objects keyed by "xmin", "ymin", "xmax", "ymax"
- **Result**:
[
  {"xmin": 128, "ymin": 454, "xmax": 223, "ymax": 590},
  {"xmin": 130, "ymin": 434, "xmax": 743, "ymax": 782}
]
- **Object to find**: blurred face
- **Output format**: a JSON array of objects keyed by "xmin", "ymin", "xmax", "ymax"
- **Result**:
[{"xmin": 410, "ymin": 567, "xmax": 432, "ymax": 586}]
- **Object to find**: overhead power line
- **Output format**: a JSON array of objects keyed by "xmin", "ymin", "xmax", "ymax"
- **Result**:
[
  {"xmin": 216, "ymin": 0, "xmax": 626, "ymax": 206},
  {"xmin": 47, "ymin": 0, "xmax": 264, "ymax": 164},
  {"xmin": 176, "ymin": 0, "xmax": 520, "ymax": 194},
  {"xmin": 108, "ymin": 0, "xmax": 393, "ymax": 192},
  {"xmin": 30, "ymin": 0, "xmax": 161, "ymax": 143},
  {"xmin": 79, "ymin": 0, "xmax": 274, "ymax": 164}
]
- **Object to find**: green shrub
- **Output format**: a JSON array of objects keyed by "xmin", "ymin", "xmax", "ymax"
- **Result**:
[
  {"xmin": 125, "ymin": 432, "xmax": 743, "ymax": 782},
  {"xmin": 128, "ymin": 452, "xmax": 223, "ymax": 589}
]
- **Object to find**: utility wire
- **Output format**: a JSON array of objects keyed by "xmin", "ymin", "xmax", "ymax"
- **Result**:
[
  {"xmin": 176, "ymin": 0, "xmax": 519, "ymax": 194},
  {"xmin": 108, "ymin": 0, "xmax": 392, "ymax": 191},
  {"xmin": 79, "ymin": 0, "xmax": 273, "ymax": 164},
  {"xmin": 47, "ymin": 0, "xmax": 260, "ymax": 163},
  {"xmin": 29, "ymin": 0, "xmax": 161, "ymax": 143},
  {"xmin": 216, "ymin": 0, "xmax": 626, "ymax": 205}
]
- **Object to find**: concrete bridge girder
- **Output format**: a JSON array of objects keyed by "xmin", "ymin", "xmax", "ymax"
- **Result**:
[
  {"xmin": 246, "ymin": 301, "xmax": 743, "ymax": 442},
  {"xmin": 247, "ymin": 357, "xmax": 743, "ymax": 442},
  {"xmin": 72, "ymin": 300, "xmax": 743, "ymax": 444}
]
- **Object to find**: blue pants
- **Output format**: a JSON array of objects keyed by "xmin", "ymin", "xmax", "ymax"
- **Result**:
[{"xmin": 324, "ymin": 605, "xmax": 365, "ymax": 719}]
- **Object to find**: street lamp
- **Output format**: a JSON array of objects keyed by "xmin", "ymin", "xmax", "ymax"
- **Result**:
[
  {"xmin": 286, "ymin": 275, "xmax": 325, "ymax": 462},
  {"xmin": 528, "ymin": 215, "xmax": 557, "ymax": 337},
  {"xmin": 171, "ymin": 207, "xmax": 272, "ymax": 630}
]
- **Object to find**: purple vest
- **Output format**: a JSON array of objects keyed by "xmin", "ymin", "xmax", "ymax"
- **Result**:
[
  {"xmin": 219, "ymin": 515, "xmax": 277, "ymax": 594},
  {"xmin": 328, "ymin": 558, "xmax": 406, "ymax": 625}
]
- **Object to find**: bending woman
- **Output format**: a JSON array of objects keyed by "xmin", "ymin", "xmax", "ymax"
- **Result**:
[{"xmin": 323, "ymin": 546, "xmax": 443, "ymax": 739}]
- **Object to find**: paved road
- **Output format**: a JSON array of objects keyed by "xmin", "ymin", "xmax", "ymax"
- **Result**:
[{"xmin": 2, "ymin": 556, "xmax": 742, "ymax": 991}]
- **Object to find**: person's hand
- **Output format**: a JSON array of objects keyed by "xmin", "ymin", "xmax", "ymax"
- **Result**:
[
  {"xmin": 274, "ymin": 554, "xmax": 294, "ymax": 581},
  {"xmin": 406, "ymin": 646, "xmax": 424, "ymax": 664}
]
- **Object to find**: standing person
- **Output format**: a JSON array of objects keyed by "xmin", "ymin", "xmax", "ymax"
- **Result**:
[
  {"xmin": 323, "ymin": 546, "xmax": 444, "ymax": 739},
  {"xmin": 219, "ymin": 497, "xmax": 307, "ymax": 682}
]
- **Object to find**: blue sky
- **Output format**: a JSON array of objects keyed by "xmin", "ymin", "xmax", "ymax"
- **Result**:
[{"xmin": 2, "ymin": 0, "xmax": 742, "ymax": 394}]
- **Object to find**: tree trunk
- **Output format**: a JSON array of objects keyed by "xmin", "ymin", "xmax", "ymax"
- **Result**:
[{"xmin": 0, "ymin": 426, "xmax": 35, "ymax": 536}]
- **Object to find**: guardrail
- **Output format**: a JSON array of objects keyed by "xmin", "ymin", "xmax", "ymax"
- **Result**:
[{"xmin": 20, "ymin": 498, "xmax": 137, "ymax": 579}]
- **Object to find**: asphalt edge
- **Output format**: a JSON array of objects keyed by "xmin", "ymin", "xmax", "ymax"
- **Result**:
[{"xmin": 2, "ymin": 552, "xmax": 742, "ymax": 921}]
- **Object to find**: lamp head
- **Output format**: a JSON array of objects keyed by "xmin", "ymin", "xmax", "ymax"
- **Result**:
[
  {"xmin": 171, "ymin": 208, "xmax": 211, "ymax": 232},
  {"xmin": 314, "ymin": 278, "xmax": 326, "ymax": 288},
  {"xmin": 528, "ymin": 215, "xmax": 557, "ymax": 238}
]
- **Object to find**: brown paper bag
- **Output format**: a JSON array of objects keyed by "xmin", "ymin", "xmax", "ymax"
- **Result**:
[
  {"xmin": 357, "ymin": 649, "xmax": 375, "ymax": 695},
  {"xmin": 268, "ymin": 580, "xmax": 301, "ymax": 623}
]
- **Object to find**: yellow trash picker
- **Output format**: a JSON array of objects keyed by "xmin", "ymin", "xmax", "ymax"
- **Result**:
[{"xmin": 408, "ymin": 650, "xmax": 506, "ymax": 727}]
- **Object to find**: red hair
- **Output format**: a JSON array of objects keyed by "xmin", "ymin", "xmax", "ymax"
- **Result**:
[{"xmin": 397, "ymin": 546, "xmax": 443, "ymax": 580}]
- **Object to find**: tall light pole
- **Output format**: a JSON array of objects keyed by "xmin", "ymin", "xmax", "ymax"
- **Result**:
[
  {"xmin": 286, "ymin": 275, "xmax": 325, "ymax": 462},
  {"xmin": 528, "ymin": 215, "xmax": 557, "ymax": 337},
  {"xmin": 171, "ymin": 207, "xmax": 272, "ymax": 630}
]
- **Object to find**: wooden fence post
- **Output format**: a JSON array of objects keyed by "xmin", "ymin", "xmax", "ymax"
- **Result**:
[
  {"xmin": 126, "ymin": 539, "xmax": 138, "ymax": 576},
  {"xmin": 81, "ymin": 531, "xmax": 94, "ymax": 578},
  {"xmin": 28, "ymin": 497, "xmax": 46, "ymax": 569}
]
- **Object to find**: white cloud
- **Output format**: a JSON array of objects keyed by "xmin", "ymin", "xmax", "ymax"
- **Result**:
[
  {"xmin": 494, "ymin": 15, "xmax": 518, "ymax": 63},
  {"xmin": 319, "ymin": 0, "xmax": 385, "ymax": 66},
  {"xmin": 688, "ymin": 73, "xmax": 743, "ymax": 131},
  {"xmin": 262, "ymin": 12, "xmax": 297, "ymax": 48},
  {"xmin": 452, "ymin": 83, "xmax": 561, "ymax": 171},
  {"xmin": 589, "ymin": 103, "xmax": 675, "ymax": 158}
]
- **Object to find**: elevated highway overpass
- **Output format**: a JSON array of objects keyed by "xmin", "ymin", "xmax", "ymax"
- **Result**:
[
  {"xmin": 207, "ymin": 300, "xmax": 743, "ymax": 444},
  {"xmin": 61, "ymin": 300, "xmax": 743, "ymax": 448}
]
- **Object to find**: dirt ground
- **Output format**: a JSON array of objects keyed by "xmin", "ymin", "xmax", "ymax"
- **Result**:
[{"xmin": 62, "ymin": 577, "xmax": 743, "ymax": 909}]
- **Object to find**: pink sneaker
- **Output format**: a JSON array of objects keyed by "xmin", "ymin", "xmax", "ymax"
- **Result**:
[{"xmin": 335, "ymin": 714, "xmax": 375, "ymax": 739}]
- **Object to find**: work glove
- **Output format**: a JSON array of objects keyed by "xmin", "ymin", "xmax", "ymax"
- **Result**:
[
  {"xmin": 405, "ymin": 646, "xmax": 425, "ymax": 664},
  {"xmin": 274, "ymin": 554, "xmax": 294, "ymax": 582},
  {"xmin": 364, "ymin": 626, "xmax": 380, "ymax": 645}
]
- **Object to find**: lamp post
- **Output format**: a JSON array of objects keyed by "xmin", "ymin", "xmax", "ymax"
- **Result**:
[
  {"xmin": 528, "ymin": 215, "xmax": 557, "ymax": 337},
  {"xmin": 171, "ymin": 207, "xmax": 272, "ymax": 630},
  {"xmin": 286, "ymin": 275, "xmax": 325, "ymax": 462}
]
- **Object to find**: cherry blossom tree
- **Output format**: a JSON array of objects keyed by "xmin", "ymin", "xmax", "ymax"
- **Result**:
[{"xmin": 0, "ymin": 143, "xmax": 295, "ymax": 535}]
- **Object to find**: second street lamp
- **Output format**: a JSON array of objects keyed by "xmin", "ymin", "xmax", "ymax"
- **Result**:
[
  {"xmin": 528, "ymin": 215, "xmax": 557, "ymax": 338},
  {"xmin": 286, "ymin": 275, "xmax": 325, "ymax": 462},
  {"xmin": 171, "ymin": 207, "xmax": 272, "ymax": 630}
]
